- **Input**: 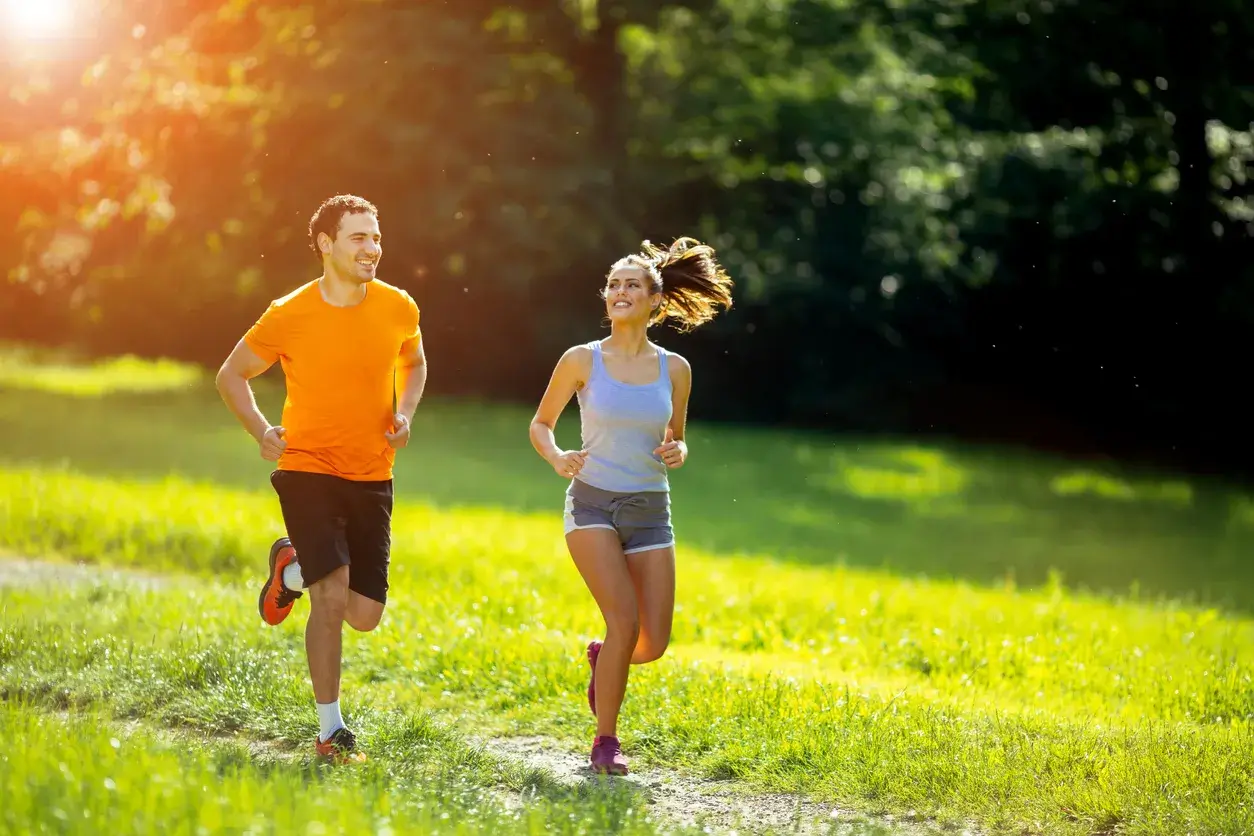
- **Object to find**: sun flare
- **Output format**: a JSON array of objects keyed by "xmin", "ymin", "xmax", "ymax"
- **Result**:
[{"xmin": 4, "ymin": 0, "xmax": 72, "ymax": 39}]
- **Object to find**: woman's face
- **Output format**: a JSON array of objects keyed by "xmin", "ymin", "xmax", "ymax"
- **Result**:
[{"xmin": 604, "ymin": 265, "xmax": 658, "ymax": 324}]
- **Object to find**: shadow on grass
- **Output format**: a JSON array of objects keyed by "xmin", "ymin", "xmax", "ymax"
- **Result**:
[
  {"xmin": 510, "ymin": 766, "xmax": 651, "ymax": 816},
  {"xmin": 2, "ymin": 380, "xmax": 1254, "ymax": 613}
]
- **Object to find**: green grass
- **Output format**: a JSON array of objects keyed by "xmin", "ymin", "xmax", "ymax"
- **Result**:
[
  {"xmin": 0, "ymin": 342, "xmax": 203, "ymax": 396},
  {"xmin": 1, "ymin": 347, "xmax": 1253, "ymax": 835},
  {"xmin": 0, "ymin": 700, "xmax": 670, "ymax": 836},
  {"xmin": 3, "ymin": 357, "xmax": 1254, "ymax": 613}
]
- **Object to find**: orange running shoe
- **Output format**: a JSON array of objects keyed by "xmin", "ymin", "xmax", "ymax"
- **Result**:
[
  {"xmin": 258, "ymin": 536, "xmax": 302, "ymax": 626},
  {"xmin": 315, "ymin": 727, "xmax": 366, "ymax": 764}
]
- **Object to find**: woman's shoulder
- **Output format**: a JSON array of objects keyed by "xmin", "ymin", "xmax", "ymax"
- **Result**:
[
  {"xmin": 557, "ymin": 342, "xmax": 597, "ymax": 376},
  {"xmin": 563, "ymin": 341, "xmax": 598, "ymax": 360},
  {"xmin": 655, "ymin": 344, "xmax": 691, "ymax": 376}
]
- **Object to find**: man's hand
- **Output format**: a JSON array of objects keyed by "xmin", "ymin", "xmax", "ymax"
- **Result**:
[
  {"xmin": 260, "ymin": 426, "xmax": 287, "ymax": 461},
  {"xmin": 385, "ymin": 413, "xmax": 411, "ymax": 449}
]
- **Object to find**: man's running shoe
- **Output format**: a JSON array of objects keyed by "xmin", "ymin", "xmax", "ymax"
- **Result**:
[
  {"xmin": 258, "ymin": 536, "xmax": 302, "ymax": 626},
  {"xmin": 315, "ymin": 727, "xmax": 366, "ymax": 764}
]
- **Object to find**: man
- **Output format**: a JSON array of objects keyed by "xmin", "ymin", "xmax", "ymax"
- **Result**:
[{"xmin": 215, "ymin": 194, "xmax": 427, "ymax": 762}]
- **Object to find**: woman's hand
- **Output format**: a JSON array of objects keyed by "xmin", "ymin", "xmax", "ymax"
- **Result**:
[
  {"xmin": 550, "ymin": 449, "xmax": 589, "ymax": 479},
  {"xmin": 653, "ymin": 428, "xmax": 687, "ymax": 469}
]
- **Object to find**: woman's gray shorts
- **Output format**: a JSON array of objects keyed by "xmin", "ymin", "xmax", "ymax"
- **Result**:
[{"xmin": 563, "ymin": 478, "xmax": 674, "ymax": 554}]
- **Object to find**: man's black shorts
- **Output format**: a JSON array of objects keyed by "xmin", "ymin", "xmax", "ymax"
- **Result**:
[{"xmin": 270, "ymin": 469, "xmax": 394, "ymax": 605}]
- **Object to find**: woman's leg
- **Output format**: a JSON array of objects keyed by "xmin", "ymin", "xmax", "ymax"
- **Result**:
[
  {"xmin": 566, "ymin": 527, "xmax": 638, "ymax": 739},
  {"xmin": 624, "ymin": 545, "xmax": 675, "ymax": 663}
]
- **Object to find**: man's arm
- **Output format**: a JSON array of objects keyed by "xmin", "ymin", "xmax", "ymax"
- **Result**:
[
  {"xmin": 395, "ymin": 337, "xmax": 427, "ymax": 423},
  {"xmin": 216, "ymin": 339, "xmax": 277, "ymax": 443}
]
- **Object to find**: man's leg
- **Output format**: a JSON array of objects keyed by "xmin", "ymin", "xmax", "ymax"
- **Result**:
[
  {"xmin": 305, "ymin": 475, "xmax": 392, "ymax": 761},
  {"xmin": 268, "ymin": 470, "xmax": 359, "ymax": 759},
  {"xmin": 306, "ymin": 567, "xmax": 381, "ymax": 760},
  {"xmin": 306, "ymin": 564, "xmax": 356, "ymax": 754}
]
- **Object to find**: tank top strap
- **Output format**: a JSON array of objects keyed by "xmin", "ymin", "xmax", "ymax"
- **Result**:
[
  {"xmin": 655, "ymin": 344, "xmax": 667, "ymax": 382},
  {"xmin": 582, "ymin": 339, "xmax": 603, "ymax": 381}
]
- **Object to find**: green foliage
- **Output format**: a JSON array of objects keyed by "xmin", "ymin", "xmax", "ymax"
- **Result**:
[{"xmin": 2, "ymin": 0, "xmax": 1252, "ymax": 453}]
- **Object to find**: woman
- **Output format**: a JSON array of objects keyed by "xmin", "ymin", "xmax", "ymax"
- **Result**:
[{"xmin": 528, "ymin": 237, "xmax": 734, "ymax": 775}]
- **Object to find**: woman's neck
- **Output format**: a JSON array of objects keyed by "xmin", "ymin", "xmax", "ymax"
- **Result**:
[{"xmin": 603, "ymin": 324, "xmax": 650, "ymax": 356}]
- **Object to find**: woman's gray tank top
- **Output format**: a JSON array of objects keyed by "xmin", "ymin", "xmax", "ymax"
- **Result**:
[{"xmin": 574, "ymin": 340, "xmax": 673, "ymax": 494}]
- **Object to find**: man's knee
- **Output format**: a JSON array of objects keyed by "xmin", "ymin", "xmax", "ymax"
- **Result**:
[
  {"xmin": 345, "ymin": 604, "xmax": 384, "ymax": 632},
  {"xmin": 309, "ymin": 565, "xmax": 350, "ymax": 619},
  {"xmin": 344, "ymin": 584, "xmax": 385, "ymax": 632}
]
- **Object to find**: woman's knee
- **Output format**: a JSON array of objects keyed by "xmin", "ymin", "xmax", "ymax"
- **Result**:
[
  {"xmin": 605, "ymin": 611, "xmax": 641, "ymax": 643},
  {"xmin": 634, "ymin": 628, "xmax": 670, "ymax": 663}
]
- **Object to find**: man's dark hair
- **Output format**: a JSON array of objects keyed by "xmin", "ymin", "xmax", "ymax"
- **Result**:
[{"xmin": 308, "ymin": 194, "xmax": 378, "ymax": 260}]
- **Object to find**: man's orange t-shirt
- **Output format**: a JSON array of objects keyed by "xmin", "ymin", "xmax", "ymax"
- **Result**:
[{"xmin": 243, "ymin": 279, "xmax": 421, "ymax": 482}]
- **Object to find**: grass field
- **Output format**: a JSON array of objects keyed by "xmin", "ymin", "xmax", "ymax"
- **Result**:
[
  {"xmin": 1, "ymin": 696, "xmax": 689, "ymax": 836},
  {"xmin": 1, "ymin": 344, "xmax": 1252, "ymax": 835}
]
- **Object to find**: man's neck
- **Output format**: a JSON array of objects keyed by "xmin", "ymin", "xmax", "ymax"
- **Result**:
[{"xmin": 318, "ymin": 272, "xmax": 367, "ymax": 307}]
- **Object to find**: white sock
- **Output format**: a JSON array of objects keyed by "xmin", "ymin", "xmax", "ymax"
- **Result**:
[
  {"xmin": 282, "ymin": 561, "xmax": 303, "ymax": 591},
  {"xmin": 317, "ymin": 700, "xmax": 344, "ymax": 743}
]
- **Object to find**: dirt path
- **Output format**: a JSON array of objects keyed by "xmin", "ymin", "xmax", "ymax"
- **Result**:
[
  {"xmin": 0, "ymin": 554, "xmax": 172, "ymax": 590},
  {"xmin": 478, "ymin": 734, "xmax": 963, "ymax": 836},
  {"xmin": 2, "ymin": 555, "xmax": 976, "ymax": 836}
]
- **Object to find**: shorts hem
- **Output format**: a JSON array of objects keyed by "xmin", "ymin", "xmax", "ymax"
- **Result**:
[
  {"xmin": 293, "ymin": 553, "xmax": 349, "ymax": 590},
  {"xmin": 623, "ymin": 541, "xmax": 675, "ymax": 555},
  {"xmin": 564, "ymin": 523, "xmax": 618, "ymax": 535},
  {"xmin": 353, "ymin": 587, "xmax": 389, "ymax": 606}
]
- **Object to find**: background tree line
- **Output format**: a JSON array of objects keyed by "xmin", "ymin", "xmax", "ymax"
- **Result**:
[{"xmin": 3, "ymin": 0, "xmax": 1253, "ymax": 477}]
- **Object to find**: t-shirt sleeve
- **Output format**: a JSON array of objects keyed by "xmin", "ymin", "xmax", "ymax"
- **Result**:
[
  {"xmin": 399, "ymin": 292, "xmax": 421, "ymax": 357},
  {"xmin": 243, "ymin": 301, "xmax": 286, "ymax": 365}
]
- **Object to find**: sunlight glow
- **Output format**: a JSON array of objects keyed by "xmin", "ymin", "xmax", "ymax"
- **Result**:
[{"xmin": 4, "ymin": 0, "xmax": 72, "ymax": 39}]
